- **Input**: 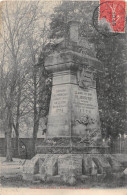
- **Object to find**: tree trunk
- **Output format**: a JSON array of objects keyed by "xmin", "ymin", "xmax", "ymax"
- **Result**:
[
  {"xmin": 13, "ymin": 80, "xmax": 21, "ymax": 157},
  {"xmin": 32, "ymin": 120, "xmax": 39, "ymax": 156},
  {"xmin": 13, "ymin": 123, "xmax": 20, "ymax": 157},
  {"xmin": 5, "ymin": 105, "xmax": 13, "ymax": 161},
  {"xmin": 15, "ymin": 132, "xmax": 19, "ymax": 157},
  {"xmin": 32, "ymin": 65, "xmax": 39, "ymax": 156},
  {"xmin": 5, "ymin": 131, "xmax": 13, "ymax": 161}
]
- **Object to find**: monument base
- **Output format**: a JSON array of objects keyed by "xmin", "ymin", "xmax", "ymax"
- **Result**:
[
  {"xmin": 35, "ymin": 137, "xmax": 109, "ymax": 154},
  {"xmin": 23, "ymin": 152, "xmax": 125, "ymax": 185}
]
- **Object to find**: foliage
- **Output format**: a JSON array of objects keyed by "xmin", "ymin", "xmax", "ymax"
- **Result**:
[{"xmin": 0, "ymin": 1, "xmax": 52, "ymax": 159}]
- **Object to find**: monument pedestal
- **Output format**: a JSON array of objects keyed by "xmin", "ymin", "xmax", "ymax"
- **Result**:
[
  {"xmin": 36, "ymin": 137, "xmax": 109, "ymax": 154},
  {"xmin": 36, "ymin": 50, "xmax": 104, "ymax": 154}
]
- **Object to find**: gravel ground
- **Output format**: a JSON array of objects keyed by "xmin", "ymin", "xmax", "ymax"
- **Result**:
[{"xmin": 1, "ymin": 175, "xmax": 127, "ymax": 189}]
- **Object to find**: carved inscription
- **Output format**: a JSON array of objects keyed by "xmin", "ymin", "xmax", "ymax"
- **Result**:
[
  {"xmin": 51, "ymin": 87, "xmax": 69, "ymax": 114},
  {"xmin": 58, "ymin": 155, "xmax": 82, "ymax": 176},
  {"xmin": 72, "ymin": 86, "xmax": 100, "ymax": 137},
  {"xmin": 73, "ymin": 88, "xmax": 98, "ymax": 116}
]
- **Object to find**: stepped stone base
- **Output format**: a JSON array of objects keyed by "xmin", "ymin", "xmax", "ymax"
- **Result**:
[{"xmin": 22, "ymin": 153, "xmax": 125, "ymax": 185}]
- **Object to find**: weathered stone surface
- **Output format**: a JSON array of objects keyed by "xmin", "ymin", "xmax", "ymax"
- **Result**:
[
  {"xmin": 45, "ymin": 156, "xmax": 58, "ymax": 176},
  {"xmin": 71, "ymin": 86, "xmax": 101, "ymax": 139},
  {"xmin": 113, "ymin": 154, "xmax": 127, "ymax": 168},
  {"xmin": 45, "ymin": 47, "xmax": 102, "ymax": 141},
  {"xmin": 53, "ymin": 70, "xmax": 77, "ymax": 86},
  {"xmin": 47, "ymin": 84, "xmax": 72, "ymax": 137},
  {"xmin": 68, "ymin": 175, "xmax": 77, "ymax": 186},
  {"xmin": 61, "ymin": 170, "xmax": 77, "ymax": 185},
  {"xmin": 33, "ymin": 173, "xmax": 47, "ymax": 183},
  {"xmin": 106, "ymin": 154, "xmax": 123, "ymax": 173},
  {"xmin": 82, "ymin": 154, "xmax": 93, "ymax": 175},
  {"xmin": 38, "ymin": 157, "xmax": 45, "ymax": 169},
  {"xmin": 91, "ymin": 161, "xmax": 98, "ymax": 175},
  {"xmin": 83, "ymin": 154, "xmax": 101, "ymax": 176},
  {"xmin": 123, "ymin": 168, "xmax": 127, "ymax": 175},
  {"xmin": 92, "ymin": 154, "xmax": 111, "ymax": 174},
  {"xmin": 40, "ymin": 164, "xmax": 47, "ymax": 181},
  {"xmin": 79, "ymin": 175, "xmax": 89, "ymax": 183},
  {"xmin": 96, "ymin": 174, "xmax": 105, "ymax": 182},
  {"xmin": 36, "ymin": 146, "xmax": 71, "ymax": 154},
  {"xmin": 33, "ymin": 174, "xmax": 41, "ymax": 182},
  {"xmin": 22, "ymin": 21, "xmax": 125, "ymax": 184},
  {"xmin": 40, "ymin": 155, "xmax": 58, "ymax": 176},
  {"xmin": 45, "ymin": 51, "xmax": 102, "ymax": 73},
  {"xmin": 46, "ymin": 80, "xmax": 102, "ymax": 141},
  {"xmin": 58, "ymin": 154, "xmax": 82, "ymax": 176},
  {"xmin": 36, "ymin": 145, "xmax": 108, "ymax": 154},
  {"xmin": 22, "ymin": 154, "xmax": 40, "ymax": 180},
  {"xmin": 46, "ymin": 175, "xmax": 61, "ymax": 183},
  {"xmin": 22, "ymin": 173, "xmax": 34, "ymax": 181}
]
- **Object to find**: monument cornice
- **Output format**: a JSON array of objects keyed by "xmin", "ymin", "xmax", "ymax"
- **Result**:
[{"xmin": 45, "ymin": 50, "xmax": 103, "ymax": 73}]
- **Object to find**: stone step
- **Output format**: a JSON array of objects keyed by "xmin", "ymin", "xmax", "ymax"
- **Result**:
[
  {"xmin": 33, "ymin": 173, "xmax": 61, "ymax": 183},
  {"xmin": 22, "ymin": 153, "xmax": 124, "ymax": 185}
]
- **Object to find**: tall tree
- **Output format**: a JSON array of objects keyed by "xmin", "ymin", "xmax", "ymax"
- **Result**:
[{"xmin": 0, "ymin": 1, "xmax": 51, "ymax": 160}]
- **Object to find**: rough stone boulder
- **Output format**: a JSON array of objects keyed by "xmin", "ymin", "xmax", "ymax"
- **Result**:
[
  {"xmin": 91, "ymin": 154, "xmax": 111, "ymax": 174},
  {"xmin": 106, "ymin": 154, "xmax": 124, "ymax": 173},
  {"xmin": 58, "ymin": 154, "xmax": 82, "ymax": 185},
  {"xmin": 82, "ymin": 154, "xmax": 93, "ymax": 175},
  {"xmin": 113, "ymin": 154, "xmax": 127, "ymax": 168},
  {"xmin": 40, "ymin": 154, "xmax": 58, "ymax": 176},
  {"xmin": 22, "ymin": 153, "xmax": 126, "ymax": 184},
  {"xmin": 22, "ymin": 154, "xmax": 41, "ymax": 181}
]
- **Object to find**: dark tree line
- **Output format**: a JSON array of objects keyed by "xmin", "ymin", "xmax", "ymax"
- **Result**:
[{"xmin": 0, "ymin": 1, "xmax": 52, "ymax": 161}]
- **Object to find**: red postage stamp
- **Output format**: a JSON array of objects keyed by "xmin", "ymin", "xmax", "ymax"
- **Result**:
[{"xmin": 99, "ymin": 0, "xmax": 125, "ymax": 32}]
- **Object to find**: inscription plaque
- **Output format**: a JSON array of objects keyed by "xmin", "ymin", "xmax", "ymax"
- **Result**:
[
  {"xmin": 71, "ymin": 85, "xmax": 100, "ymax": 136},
  {"xmin": 50, "ymin": 86, "xmax": 69, "ymax": 114},
  {"xmin": 72, "ymin": 86, "xmax": 98, "ymax": 117},
  {"xmin": 47, "ymin": 84, "xmax": 71, "ymax": 136}
]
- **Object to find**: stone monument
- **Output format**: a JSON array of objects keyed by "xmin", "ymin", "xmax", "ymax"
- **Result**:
[
  {"xmin": 23, "ymin": 21, "xmax": 124, "ymax": 185},
  {"xmin": 36, "ymin": 21, "xmax": 105, "ymax": 154}
]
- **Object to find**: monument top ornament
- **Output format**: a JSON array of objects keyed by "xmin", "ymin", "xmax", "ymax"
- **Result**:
[{"xmin": 45, "ymin": 21, "xmax": 103, "ymax": 75}]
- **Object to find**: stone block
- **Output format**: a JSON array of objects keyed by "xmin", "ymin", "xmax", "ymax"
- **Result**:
[
  {"xmin": 82, "ymin": 154, "xmax": 93, "ymax": 175},
  {"xmin": 22, "ymin": 173, "xmax": 34, "ymax": 181},
  {"xmin": 106, "ymin": 154, "xmax": 124, "ymax": 173},
  {"xmin": 68, "ymin": 175, "xmax": 76, "ymax": 186},
  {"xmin": 22, "ymin": 154, "xmax": 44, "ymax": 181},
  {"xmin": 61, "ymin": 172, "xmax": 76, "ymax": 186},
  {"xmin": 123, "ymin": 168, "xmax": 127, "ymax": 175},
  {"xmin": 40, "ymin": 155, "xmax": 58, "ymax": 176},
  {"xmin": 32, "ymin": 174, "xmax": 44, "ymax": 183},
  {"xmin": 91, "ymin": 161, "xmax": 98, "ymax": 175},
  {"xmin": 113, "ymin": 154, "xmax": 127, "ymax": 168},
  {"xmin": 23, "ymin": 158, "xmax": 39, "ymax": 175},
  {"xmin": 92, "ymin": 154, "xmax": 111, "ymax": 174},
  {"xmin": 46, "ymin": 175, "xmax": 61, "ymax": 183},
  {"xmin": 33, "ymin": 173, "xmax": 41, "ymax": 181},
  {"xmin": 40, "ymin": 164, "xmax": 46, "ymax": 175},
  {"xmin": 96, "ymin": 174, "xmax": 105, "ymax": 182},
  {"xmin": 79, "ymin": 175, "xmax": 89, "ymax": 183},
  {"xmin": 58, "ymin": 154, "xmax": 82, "ymax": 176}
]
